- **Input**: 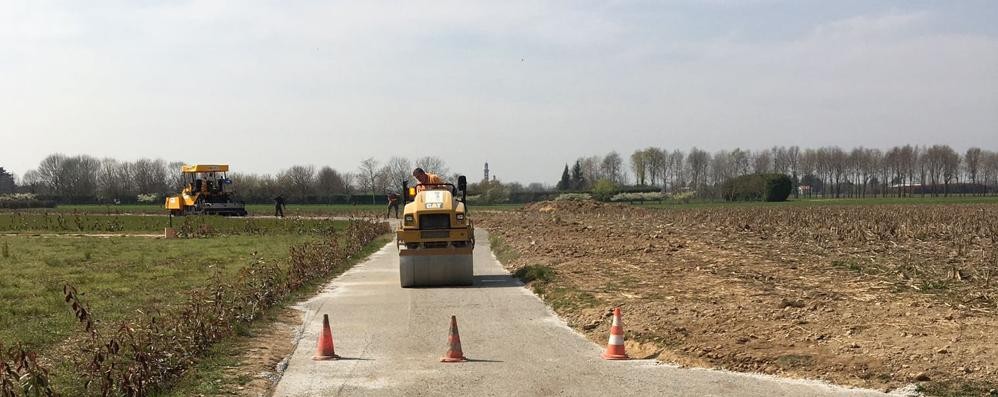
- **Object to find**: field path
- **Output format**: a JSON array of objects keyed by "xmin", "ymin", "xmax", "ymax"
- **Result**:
[{"xmin": 271, "ymin": 230, "xmax": 894, "ymax": 397}]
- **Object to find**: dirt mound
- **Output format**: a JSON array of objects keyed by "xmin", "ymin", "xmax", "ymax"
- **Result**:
[{"xmin": 522, "ymin": 200, "xmax": 647, "ymax": 215}]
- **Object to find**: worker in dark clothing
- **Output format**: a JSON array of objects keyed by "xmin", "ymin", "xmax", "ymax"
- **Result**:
[
  {"xmin": 387, "ymin": 192, "xmax": 400, "ymax": 219},
  {"xmin": 274, "ymin": 195, "xmax": 286, "ymax": 218}
]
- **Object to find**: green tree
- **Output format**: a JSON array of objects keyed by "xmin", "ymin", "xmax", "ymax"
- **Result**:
[
  {"xmin": 556, "ymin": 164, "xmax": 571, "ymax": 191},
  {"xmin": 591, "ymin": 179, "xmax": 618, "ymax": 202},
  {"xmin": 570, "ymin": 160, "xmax": 584, "ymax": 190},
  {"xmin": 0, "ymin": 167, "xmax": 15, "ymax": 194}
]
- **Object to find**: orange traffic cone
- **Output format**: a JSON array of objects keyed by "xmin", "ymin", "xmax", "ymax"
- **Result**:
[
  {"xmin": 601, "ymin": 307, "xmax": 629, "ymax": 360},
  {"xmin": 313, "ymin": 314, "xmax": 340, "ymax": 360},
  {"xmin": 440, "ymin": 315, "xmax": 467, "ymax": 362}
]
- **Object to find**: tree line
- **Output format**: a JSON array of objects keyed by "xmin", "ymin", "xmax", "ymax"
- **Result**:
[
  {"xmin": 2, "ymin": 154, "xmax": 539, "ymax": 205},
  {"xmin": 6, "ymin": 154, "xmax": 369, "ymax": 204},
  {"xmin": 560, "ymin": 145, "xmax": 998, "ymax": 199},
  {"xmin": 5, "ymin": 144, "xmax": 998, "ymax": 205}
]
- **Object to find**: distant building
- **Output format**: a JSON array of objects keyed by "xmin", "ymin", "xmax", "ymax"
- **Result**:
[
  {"xmin": 798, "ymin": 185, "xmax": 812, "ymax": 195},
  {"xmin": 484, "ymin": 162, "xmax": 490, "ymax": 182}
]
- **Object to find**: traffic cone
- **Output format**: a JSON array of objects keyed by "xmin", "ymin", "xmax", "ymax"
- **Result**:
[
  {"xmin": 313, "ymin": 314, "xmax": 340, "ymax": 360},
  {"xmin": 440, "ymin": 315, "xmax": 467, "ymax": 362},
  {"xmin": 601, "ymin": 307, "xmax": 629, "ymax": 360}
]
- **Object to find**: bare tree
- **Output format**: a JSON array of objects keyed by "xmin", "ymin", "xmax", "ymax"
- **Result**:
[
  {"xmin": 35, "ymin": 153, "xmax": 67, "ymax": 195},
  {"xmin": 316, "ymin": 166, "xmax": 348, "ymax": 202},
  {"xmin": 414, "ymin": 156, "xmax": 449, "ymax": 178},
  {"xmin": 281, "ymin": 165, "xmax": 317, "ymax": 202},
  {"xmin": 710, "ymin": 150, "xmax": 732, "ymax": 186},
  {"xmin": 645, "ymin": 148, "xmax": 666, "ymax": 186},
  {"xmin": 941, "ymin": 146, "xmax": 961, "ymax": 196},
  {"xmin": 752, "ymin": 149, "xmax": 772, "ymax": 174},
  {"xmin": 730, "ymin": 148, "xmax": 750, "ymax": 176},
  {"xmin": 916, "ymin": 146, "xmax": 929, "ymax": 197},
  {"xmin": 686, "ymin": 148, "xmax": 710, "ymax": 197},
  {"xmin": 924, "ymin": 145, "xmax": 947, "ymax": 196},
  {"xmin": 384, "ymin": 156, "xmax": 413, "ymax": 189},
  {"xmin": 132, "ymin": 158, "xmax": 169, "ymax": 195},
  {"xmin": 786, "ymin": 146, "xmax": 801, "ymax": 196},
  {"xmin": 667, "ymin": 150, "xmax": 685, "ymax": 193},
  {"xmin": 96, "ymin": 158, "xmax": 133, "ymax": 202},
  {"xmin": 983, "ymin": 151, "xmax": 998, "ymax": 196},
  {"xmin": 867, "ymin": 148, "xmax": 884, "ymax": 197},
  {"xmin": 601, "ymin": 151, "xmax": 624, "ymax": 184},
  {"xmin": 902, "ymin": 145, "xmax": 917, "ymax": 197},
  {"xmin": 357, "ymin": 158, "xmax": 381, "ymax": 204},
  {"xmin": 20, "ymin": 170, "xmax": 44, "ymax": 194},
  {"xmin": 630, "ymin": 149, "xmax": 648, "ymax": 186},
  {"xmin": 166, "ymin": 161, "xmax": 186, "ymax": 191},
  {"xmin": 800, "ymin": 148, "xmax": 818, "ymax": 197},
  {"xmin": 579, "ymin": 155, "xmax": 602, "ymax": 188},
  {"xmin": 965, "ymin": 147, "xmax": 983, "ymax": 195},
  {"xmin": 828, "ymin": 147, "xmax": 847, "ymax": 198}
]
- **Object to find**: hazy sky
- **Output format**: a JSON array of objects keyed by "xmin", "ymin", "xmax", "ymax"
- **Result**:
[{"xmin": 2, "ymin": 1, "xmax": 996, "ymax": 184}]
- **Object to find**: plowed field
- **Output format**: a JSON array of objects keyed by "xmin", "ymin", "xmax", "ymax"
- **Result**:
[{"xmin": 479, "ymin": 201, "xmax": 998, "ymax": 394}]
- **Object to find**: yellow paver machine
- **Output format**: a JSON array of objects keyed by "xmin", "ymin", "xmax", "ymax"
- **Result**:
[
  {"xmin": 396, "ymin": 175, "xmax": 474, "ymax": 287},
  {"xmin": 164, "ymin": 164, "xmax": 247, "ymax": 216}
]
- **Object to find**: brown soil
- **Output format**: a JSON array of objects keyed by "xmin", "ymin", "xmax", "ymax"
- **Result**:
[
  {"xmin": 197, "ymin": 308, "xmax": 301, "ymax": 397},
  {"xmin": 479, "ymin": 201, "xmax": 998, "ymax": 394}
]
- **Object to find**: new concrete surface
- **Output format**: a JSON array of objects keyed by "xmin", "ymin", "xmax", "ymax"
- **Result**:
[{"xmin": 272, "ymin": 230, "xmax": 899, "ymax": 397}]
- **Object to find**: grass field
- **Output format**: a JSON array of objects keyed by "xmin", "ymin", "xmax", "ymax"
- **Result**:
[
  {"xmin": 0, "ymin": 212, "xmax": 345, "ymax": 235},
  {"xmin": 0, "ymin": 234, "xmax": 319, "ymax": 351},
  {"xmin": 0, "ymin": 214, "xmax": 379, "ymax": 393},
  {"xmin": 13, "ymin": 203, "xmax": 387, "ymax": 216},
  {"xmin": 4, "ymin": 202, "xmax": 524, "ymax": 216}
]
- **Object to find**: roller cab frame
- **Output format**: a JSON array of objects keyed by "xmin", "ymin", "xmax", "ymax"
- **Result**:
[{"xmin": 396, "ymin": 175, "xmax": 474, "ymax": 287}]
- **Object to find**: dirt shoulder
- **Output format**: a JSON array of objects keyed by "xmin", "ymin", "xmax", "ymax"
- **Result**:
[{"xmin": 478, "ymin": 201, "xmax": 998, "ymax": 395}]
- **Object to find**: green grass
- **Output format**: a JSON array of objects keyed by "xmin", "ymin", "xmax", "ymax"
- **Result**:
[
  {"xmin": 0, "ymin": 213, "xmax": 345, "ymax": 234},
  {"xmin": 4, "ymin": 202, "xmax": 521, "ymax": 216},
  {"xmin": 0, "ymin": 233, "xmax": 329, "ymax": 352},
  {"xmin": 831, "ymin": 259, "xmax": 867, "ymax": 273},
  {"xmin": 774, "ymin": 354, "xmax": 814, "ymax": 370},
  {"xmin": 513, "ymin": 265, "xmax": 555, "ymax": 284},
  {"xmin": 0, "ymin": 218, "xmax": 394, "ymax": 394},
  {"xmin": 488, "ymin": 232, "xmax": 520, "ymax": 264},
  {"xmin": 918, "ymin": 380, "xmax": 998, "ymax": 397},
  {"xmin": 5, "ymin": 203, "xmax": 386, "ymax": 216}
]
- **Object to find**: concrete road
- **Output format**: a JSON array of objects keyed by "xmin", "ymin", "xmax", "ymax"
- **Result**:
[{"xmin": 272, "ymin": 230, "xmax": 896, "ymax": 397}]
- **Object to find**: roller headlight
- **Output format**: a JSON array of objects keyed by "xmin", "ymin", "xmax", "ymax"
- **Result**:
[
  {"xmin": 404, "ymin": 214, "xmax": 414, "ymax": 225},
  {"xmin": 456, "ymin": 213, "xmax": 465, "ymax": 222}
]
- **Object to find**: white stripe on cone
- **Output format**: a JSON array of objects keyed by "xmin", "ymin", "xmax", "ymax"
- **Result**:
[{"xmin": 608, "ymin": 334, "xmax": 624, "ymax": 345}]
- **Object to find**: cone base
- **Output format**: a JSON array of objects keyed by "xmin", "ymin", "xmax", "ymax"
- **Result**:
[
  {"xmin": 440, "ymin": 356, "xmax": 467, "ymax": 362},
  {"xmin": 601, "ymin": 352, "xmax": 630, "ymax": 360},
  {"xmin": 313, "ymin": 354, "xmax": 341, "ymax": 361}
]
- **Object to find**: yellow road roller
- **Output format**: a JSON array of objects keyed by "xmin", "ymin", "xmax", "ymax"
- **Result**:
[{"xmin": 396, "ymin": 175, "xmax": 474, "ymax": 287}]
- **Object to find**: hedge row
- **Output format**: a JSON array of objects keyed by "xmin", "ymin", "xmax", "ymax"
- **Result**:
[
  {"xmin": 0, "ymin": 195, "xmax": 56, "ymax": 209},
  {"xmin": 720, "ymin": 173, "xmax": 793, "ymax": 202}
]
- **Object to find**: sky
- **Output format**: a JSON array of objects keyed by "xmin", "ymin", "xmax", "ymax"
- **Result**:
[{"xmin": 1, "ymin": 0, "xmax": 996, "ymax": 185}]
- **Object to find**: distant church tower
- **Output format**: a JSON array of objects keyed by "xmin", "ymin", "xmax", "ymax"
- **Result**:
[{"xmin": 483, "ymin": 161, "xmax": 490, "ymax": 182}]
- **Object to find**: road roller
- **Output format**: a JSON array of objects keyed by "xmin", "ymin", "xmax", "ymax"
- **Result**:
[{"xmin": 396, "ymin": 175, "xmax": 474, "ymax": 287}]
